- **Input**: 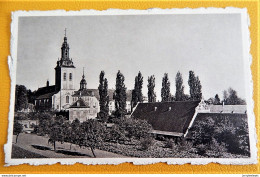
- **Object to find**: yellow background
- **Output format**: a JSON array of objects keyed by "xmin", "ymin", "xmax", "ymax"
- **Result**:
[{"xmin": 0, "ymin": 0, "xmax": 259, "ymax": 174}]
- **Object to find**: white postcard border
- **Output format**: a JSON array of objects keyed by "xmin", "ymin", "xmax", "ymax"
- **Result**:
[{"xmin": 4, "ymin": 7, "xmax": 257, "ymax": 166}]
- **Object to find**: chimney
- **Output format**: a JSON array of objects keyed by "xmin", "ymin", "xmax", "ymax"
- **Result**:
[
  {"xmin": 154, "ymin": 107, "xmax": 157, "ymax": 111},
  {"xmin": 46, "ymin": 80, "xmax": 49, "ymax": 87}
]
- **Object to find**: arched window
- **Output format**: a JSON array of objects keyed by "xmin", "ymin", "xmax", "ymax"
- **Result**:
[
  {"xmin": 69, "ymin": 73, "xmax": 72, "ymax": 81},
  {"xmin": 66, "ymin": 96, "xmax": 69, "ymax": 103},
  {"xmin": 63, "ymin": 73, "xmax": 66, "ymax": 81}
]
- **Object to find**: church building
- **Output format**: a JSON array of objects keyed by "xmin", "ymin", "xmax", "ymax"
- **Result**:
[
  {"xmin": 69, "ymin": 69, "xmax": 100, "ymax": 122},
  {"xmin": 33, "ymin": 31, "xmax": 133, "ymax": 116},
  {"xmin": 34, "ymin": 32, "xmax": 76, "ymax": 111}
]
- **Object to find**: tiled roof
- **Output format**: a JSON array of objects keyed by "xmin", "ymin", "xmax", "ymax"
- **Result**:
[
  {"xmin": 72, "ymin": 89, "xmax": 94, "ymax": 97},
  {"xmin": 36, "ymin": 92, "xmax": 57, "ymax": 99},
  {"xmin": 70, "ymin": 98, "xmax": 89, "ymax": 108},
  {"xmin": 73, "ymin": 89, "xmax": 132, "ymax": 102},
  {"xmin": 35, "ymin": 85, "xmax": 58, "ymax": 99},
  {"xmin": 35, "ymin": 85, "xmax": 56, "ymax": 95},
  {"xmin": 131, "ymin": 101, "xmax": 200, "ymax": 135},
  {"xmin": 209, "ymin": 105, "xmax": 247, "ymax": 114}
]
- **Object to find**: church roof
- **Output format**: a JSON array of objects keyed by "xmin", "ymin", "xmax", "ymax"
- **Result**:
[
  {"xmin": 70, "ymin": 98, "xmax": 89, "ymax": 108},
  {"xmin": 36, "ymin": 92, "xmax": 57, "ymax": 99},
  {"xmin": 35, "ymin": 85, "xmax": 58, "ymax": 99},
  {"xmin": 84, "ymin": 89, "xmax": 132, "ymax": 102},
  {"xmin": 72, "ymin": 89, "xmax": 94, "ymax": 97},
  {"xmin": 131, "ymin": 101, "xmax": 200, "ymax": 136}
]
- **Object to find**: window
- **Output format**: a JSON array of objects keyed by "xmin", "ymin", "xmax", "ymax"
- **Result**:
[
  {"xmin": 69, "ymin": 73, "xmax": 72, "ymax": 81},
  {"xmin": 63, "ymin": 73, "xmax": 66, "ymax": 81},
  {"xmin": 66, "ymin": 96, "xmax": 69, "ymax": 103},
  {"xmin": 57, "ymin": 105, "xmax": 59, "ymax": 109}
]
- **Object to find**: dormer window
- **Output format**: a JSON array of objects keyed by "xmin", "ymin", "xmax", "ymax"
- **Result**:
[
  {"xmin": 154, "ymin": 107, "xmax": 157, "ymax": 111},
  {"xmin": 168, "ymin": 107, "xmax": 171, "ymax": 111}
]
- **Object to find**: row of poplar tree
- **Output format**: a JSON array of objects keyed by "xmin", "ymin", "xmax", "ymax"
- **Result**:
[{"xmin": 98, "ymin": 70, "xmax": 202, "ymax": 119}]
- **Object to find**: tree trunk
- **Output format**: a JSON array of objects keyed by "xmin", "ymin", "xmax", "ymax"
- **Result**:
[
  {"xmin": 16, "ymin": 134, "xmax": 19, "ymax": 144},
  {"xmin": 90, "ymin": 147, "xmax": 96, "ymax": 158},
  {"xmin": 53, "ymin": 141, "xmax": 56, "ymax": 151}
]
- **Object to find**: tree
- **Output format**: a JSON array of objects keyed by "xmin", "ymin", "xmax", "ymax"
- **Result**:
[
  {"xmin": 13, "ymin": 121, "xmax": 23, "ymax": 143},
  {"xmin": 81, "ymin": 119, "xmax": 106, "ymax": 157},
  {"xmin": 37, "ymin": 112, "xmax": 54, "ymax": 135},
  {"xmin": 98, "ymin": 71, "xmax": 109, "ymax": 122},
  {"xmin": 147, "ymin": 75, "xmax": 156, "ymax": 102},
  {"xmin": 69, "ymin": 119, "xmax": 85, "ymax": 149},
  {"xmin": 175, "ymin": 71, "xmax": 185, "ymax": 101},
  {"xmin": 113, "ymin": 70, "xmax": 127, "ymax": 118},
  {"xmin": 190, "ymin": 115, "xmax": 250, "ymax": 156},
  {"xmin": 15, "ymin": 85, "xmax": 28, "ymax": 111},
  {"xmin": 195, "ymin": 76, "xmax": 202, "ymax": 100},
  {"xmin": 161, "ymin": 73, "xmax": 171, "ymax": 102},
  {"xmin": 222, "ymin": 88, "xmax": 246, "ymax": 105},
  {"xmin": 188, "ymin": 71, "xmax": 202, "ymax": 101},
  {"xmin": 27, "ymin": 89, "xmax": 36, "ymax": 104},
  {"xmin": 214, "ymin": 94, "xmax": 221, "ymax": 105},
  {"xmin": 48, "ymin": 115, "xmax": 67, "ymax": 151},
  {"xmin": 118, "ymin": 117, "xmax": 152, "ymax": 140},
  {"xmin": 190, "ymin": 117, "xmax": 215, "ymax": 146},
  {"xmin": 132, "ymin": 71, "xmax": 143, "ymax": 108},
  {"xmin": 223, "ymin": 90, "xmax": 228, "ymax": 101}
]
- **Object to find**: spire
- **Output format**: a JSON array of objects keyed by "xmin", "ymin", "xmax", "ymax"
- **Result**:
[
  {"xmin": 57, "ymin": 28, "xmax": 75, "ymax": 67},
  {"xmin": 82, "ymin": 67, "xmax": 85, "ymax": 79},
  {"xmin": 80, "ymin": 67, "xmax": 87, "ymax": 90}
]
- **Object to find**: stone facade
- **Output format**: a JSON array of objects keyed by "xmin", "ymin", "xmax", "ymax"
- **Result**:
[{"xmin": 69, "ymin": 98, "xmax": 98, "ymax": 122}]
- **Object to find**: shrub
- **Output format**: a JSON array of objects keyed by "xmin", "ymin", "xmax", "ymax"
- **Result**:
[
  {"xmin": 140, "ymin": 136, "xmax": 154, "ymax": 150},
  {"xmin": 104, "ymin": 124, "xmax": 127, "ymax": 143},
  {"xmin": 164, "ymin": 138, "xmax": 175, "ymax": 148},
  {"xmin": 118, "ymin": 117, "xmax": 152, "ymax": 140}
]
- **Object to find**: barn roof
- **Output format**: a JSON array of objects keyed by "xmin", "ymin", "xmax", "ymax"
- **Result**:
[
  {"xmin": 131, "ymin": 101, "xmax": 200, "ymax": 135},
  {"xmin": 209, "ymin": 105, "xmax": 247, "ymax": 114}
]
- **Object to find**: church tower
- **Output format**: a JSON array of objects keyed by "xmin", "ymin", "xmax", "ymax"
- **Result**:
[
  {"xmin": 80, "ymin": 68, "xmax": 87, "ymax": 90},
  {"xmin": 53, "ymin": 29, "xmax": 76, "ymax": 110},
  {"xmin": 55, "ymin": 29, "xmax": 75, "ymax": 91}
]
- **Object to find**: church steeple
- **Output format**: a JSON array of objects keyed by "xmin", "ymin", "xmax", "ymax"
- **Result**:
[
  {"xmin": 56, "ymin": 28, "xmax": 75, "ymax": 68},
  {"xmin": 55, "ymin": 29, "xmax": 76, "ymax": 92},
  {"xmin": 80, "ymin": 67, "xmax": 87, "ymax": 90},
  {"xmin": 61, "ymin": 28, "xmax": 69, "ymax": 59}
]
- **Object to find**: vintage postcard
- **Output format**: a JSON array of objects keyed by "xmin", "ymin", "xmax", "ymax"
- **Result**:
[{"xmin": 5, "ymin": 8, "xmax": 257, "ymax": 166}]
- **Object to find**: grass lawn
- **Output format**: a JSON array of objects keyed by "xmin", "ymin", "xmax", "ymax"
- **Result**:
[{"xmin": 12, "ymin": 144, "xmax": 47, "ymax": 158}]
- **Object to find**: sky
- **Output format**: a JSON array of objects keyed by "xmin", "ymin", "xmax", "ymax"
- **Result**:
[{"xmin": 16, "ymin": 14, "xmax": 246, "ymax": 100}]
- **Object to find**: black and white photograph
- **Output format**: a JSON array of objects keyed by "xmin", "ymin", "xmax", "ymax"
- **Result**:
[{"xmin": 5, "ymin": 8, "xmax": 257, "ymax": 165}]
